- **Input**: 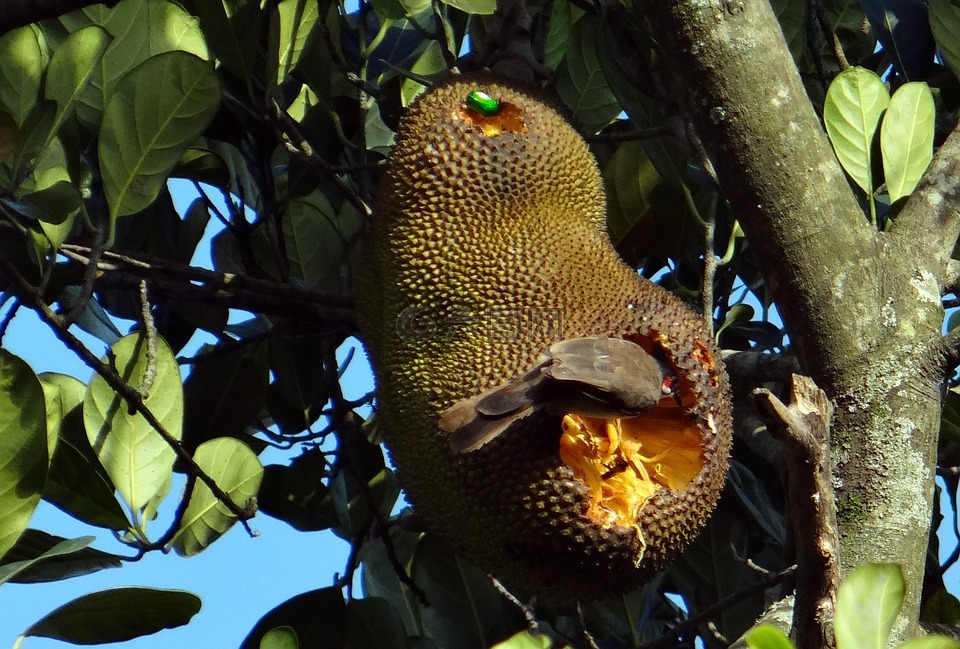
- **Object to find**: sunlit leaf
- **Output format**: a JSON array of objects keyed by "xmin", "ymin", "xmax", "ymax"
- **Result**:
[
  {"xmin": 39, "ymin": 373, "xmax": 85, "ymax": 460},
  {"xmin": 880, "ymin": 81, "xmax": 934, "ymax": 203},
  {"xmin": 58, "ymin": 0, "xmax": 209, "ymax": 128},
  {"xmin": 401, "ymin": 41, "xmax": 448, "ymax": 106},
  {"xmin": 745, "ymin": 626, "xmax": 795, "ymax": 649},
  {"xmin": 491, "ymin": 631, "xmax": 555, "ymax": 649},
  {"xmin": 22, "ymin": 587, "xmax": 201, "ymax": 644},
  {"xmin": 834, "ymin": 563, "xmax": 904, "ymax": 649},
  {"xmin": 272, "ymin": 0, "xmax": 320, "ymax": 87},
  {"xmin": 823, "ymin": 67, "xmax": 889, "ymax": 194},
  {"xmin": 0, "ymin": 26, "xmax": 47, "ymax": 127},
  {"xmin": 0, "ymin": 350, "xmax": 48, "ymax": 560},
  {"xmin": 440, "ymin": 0, "xmax": 496, "ymax": 15},
  {"xmin": 99, "ymin": 51, "xmax": 221, "ymax": 220},
  {"xmin": 261, "ymin": 626, "xmax": 299, "ymax": 649},
  {"xmin": 171, "ymin": 438, "xmax": 264, "ymax": 556},
  {"xmin": 43, "ymin": 25, "xmax": 111, "ymax": 142},
  {"xmin": 83, "ymin": 334, "xmax": 183, "ymax": 518}
]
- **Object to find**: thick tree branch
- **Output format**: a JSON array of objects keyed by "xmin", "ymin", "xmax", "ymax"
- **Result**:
[
  {"xmin": 1, "ymin": 0, "xmax": 123, "ymax": 34},
  {"xmin": 889, "ymin": 124, "xmax": 960, "ymax": 275},
  {"xmin": 755, "ymin": 375, "xmax": 838, "ymax": 649},
  {"xmin": 631, "ymin": 0, "xmax": 874, "ymax": 382},
  {"xmin": 632, "ymin": 2, "xmax": 944, "ymax": 641}
]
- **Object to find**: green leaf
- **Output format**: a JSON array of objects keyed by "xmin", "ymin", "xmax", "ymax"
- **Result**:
[
  {"xmin": 241, "ymin": 588, "xmax": 347, "ymax": 649},
  {"xmin": 98, "ymin": 51, "xmax": 221, "ymax": 220},
  {"xmin": 834, "ymin": 563, "xmax": 904, "ymax": 649},
  {"xmin": 603, "ymin": 140, "xmax": 659, "ymax": 246},
  {"xmin": 261, "ymin": 626, "xmax": 299, "ymax": 649},
  {"xmin": 823, "ymin": 66, "xmax": 890, "ymax": 194},
  {"xmin": 554, "ymin": 19, "xmax": 621, "ymax": 133},
  {"xmin": 0, "ymin": 26, "xmax": 47, "ymax": 127},
  {"xmin": 39, "ymin": 373, "xmax": 85, "ymax": 459},
  {"xmin": 0, "ymin": 530, "xmax": 122, "ymax": 585},
  {"xmin": 543, "ymin": 0, "xmax": 578, "ymax": 70},
  {"xmin": 182, "ymin": 342, "xmax": 268, "ymax": 449},
  {"xmin": 880, "ymin": 81, "xmax": 934, "ymax": 203},
  {"xmin": 22, "ymin": 587, "xmax": 201, "ymax": 644},
  {"xmin": 44, "ymin": 396, "xmax": 129, "ymax": 531},
  {"xmin": 746, "ymin": 626, "xmax": 796, "ymax": 649},
  {"xmin": 491, "ymin": 631, "xmax": 554, "ymax": 649},
  {"xmin": 345, "ymin": 598, "xmax": 409, "ymax": 649},
  {"xmin": 273, "ymin": 0, "xmax": 320, "ymax": 87},
  {"xmin": 0, "ymin": 532, "xmax": 93, "ymax": 585},
  {"xmin": 0, "ymin": 350, "xmax": 48, "ymax": 560},
  {"xmin": 0, "ymin": 109, "xmax": 16, "ymax": 161},
  {"xmin": 439, "ymin": 0, "xmax": 496, "ymax": 15},
  {"xmin": 400, "ymin": 41, "xmax": 449, "ymax": 106},
  {"xmin": 411, "ymin": 535, "xmax": 516, "ymax": 647},
  {"xmin": 899, "ymin": 637, "xmax": 960, "ymax": 649},
  {"xmin": 83, "ymin": 333, "xmax": 183, "ymax": 518},
  {"xmin": 44, "ymin": 25, "xmax": 111, "ymax": 144},
  {"xmin": 189, "ymin": 0, "xmax": 263, "ymax": 81},
  {"xmin": 921, "ymin": 587, "xmax": 960, "ymax": 625},
  {"xmin": 171, "ymin": 438, "xmax": 264, "ymax": 556},
  {"xmin": 58, "ymin": 0, "xmax": 210, "ymax": 128},
  {"xmin": 283, "ymin": 190, "xmax": 351, "ymax": 291},
  {"xmin": 930, "ymin": 0, "xmax": 960, "ymax": 74}
]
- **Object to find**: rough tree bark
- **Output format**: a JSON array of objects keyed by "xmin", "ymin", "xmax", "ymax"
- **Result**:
[{"xmin": 631, "ymin": 0, "xmax": 960, "ymax": 641}]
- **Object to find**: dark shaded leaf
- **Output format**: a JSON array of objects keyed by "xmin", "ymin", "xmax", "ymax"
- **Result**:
[
  {"xmin": 0, "ymin": 530, "xmax": 121, "ymax": 584},
  {"xmin": 242, "ymin": 587, "xmax": 348, "ymax": 649},
  {"xmin": 23, "ymin": 587, "xmax": 201, "ymax": 644},
  {"xmin": 861, "ymin": 0, "xmax": 934, "ymax": 80}
]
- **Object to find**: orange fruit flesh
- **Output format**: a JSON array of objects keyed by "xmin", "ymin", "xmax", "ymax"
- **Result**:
[{"xmin": 559, "ymin": 402, "xmax": 704, "ymax": 533}]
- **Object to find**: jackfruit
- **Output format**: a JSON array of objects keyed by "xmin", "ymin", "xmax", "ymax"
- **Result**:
[{"xmin": 359, "ymin": 73, "xmax": 732, "ymax": 600}]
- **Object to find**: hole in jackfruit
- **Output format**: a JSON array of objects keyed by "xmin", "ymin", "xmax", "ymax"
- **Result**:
[
  {"xmin": 456, "ymin": 101, "xmax": 526, "ymax": 137},
  {"xmin": 558, "ymin": 402, "xmax": 704, "ymax": 532}
]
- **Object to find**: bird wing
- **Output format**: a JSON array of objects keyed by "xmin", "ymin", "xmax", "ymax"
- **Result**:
[
  {"xmin": 542, "ymin": 337, "xmax": 666, "ymax": 413},
  {"xmin": 441, "ymin": 362, "xmax": 547, "ymax": 452}
]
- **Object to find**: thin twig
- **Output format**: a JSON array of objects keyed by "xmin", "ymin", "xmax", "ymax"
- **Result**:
[
  {"xmin": 136, "ymin": 280, "xmax": 157, "ymax": 398},
  {"xmin": 269, "ymin": 99, "xmax": 372, "ymax": 218},
  {"xmin": 583, "ymin": 125, "xmax": 674, "ymax": 143},
  {"xmin": 59, "ymin": 219, "xmax": 106, "ymax": 326},
  {"xmin": 0, "ymin": 296, "xmax": 19, "ymax": 344},
  {"xmin": 639, "ymin": 565, "xmax": 797, "ymax": 649}
]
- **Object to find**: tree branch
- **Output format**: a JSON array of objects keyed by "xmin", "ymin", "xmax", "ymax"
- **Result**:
[
  {"xmin": 889, "ymin": 123, "xmax": 960, "ymax": 275},
  {"xmin": 57, "ymin": 244, "xmax": 358, "ymax": 331},
  {"xmin": 754, "ymin": 375, "xmax": 838, "ymax": 649}
]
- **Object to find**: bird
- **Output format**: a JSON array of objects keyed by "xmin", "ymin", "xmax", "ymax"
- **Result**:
[{"xmin": 441, "ymin": 337, "xmax": 680, "ymax": 453}]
